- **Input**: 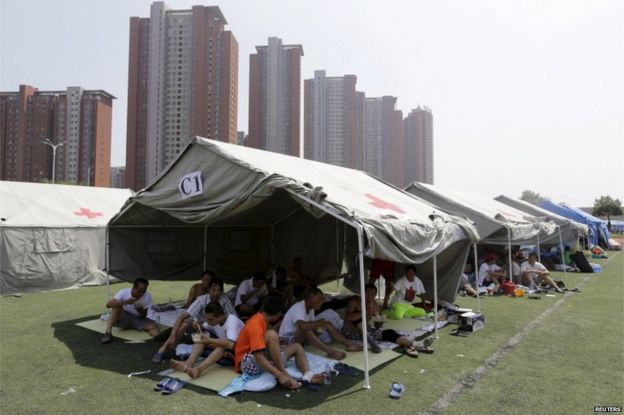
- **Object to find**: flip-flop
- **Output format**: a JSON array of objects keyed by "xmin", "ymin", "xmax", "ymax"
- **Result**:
[
  {"xmin": 404, "ymin": 346, "xmax": 419, "ymax": 358},
  {"xmin": 334, "ymin": 363, "xmax": 359, "ymax": 377},
  {"xmin": 162, "ymin": 379, "xmax": 187, "ymax": 395},
  {"xmin": 153, "ymin": 377, "xmax": 173, "ymax": 392},
  {"xmin": 389, "ymin": 382, "xmax": 406, "ymax": 399},
  {"xmin": 302, "ymin": 381, "xmax": 321, "ymax": 392}
]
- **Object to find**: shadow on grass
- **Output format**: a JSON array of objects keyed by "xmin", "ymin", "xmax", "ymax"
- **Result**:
[{"xmin": 52, "ymin": 316, "xmax": 366, "ymax": 410}]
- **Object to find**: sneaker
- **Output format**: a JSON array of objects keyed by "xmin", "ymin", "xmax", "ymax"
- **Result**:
[
  {"xmin": 389, "ymin": 382, "xmax": 406, "ymax": 399},
  {"xmin": 101, "ymin": 332, "xmax": 113, "ymax": 344}
]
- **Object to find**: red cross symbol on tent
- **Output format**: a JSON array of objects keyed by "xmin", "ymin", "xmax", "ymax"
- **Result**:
[
  {"xmin": 74, "ymin": 207, "xmax": 103, "ymax": 219},
  {"xmin": 365, "ymin": 194, "xmax": 406, "ymax": 214}
]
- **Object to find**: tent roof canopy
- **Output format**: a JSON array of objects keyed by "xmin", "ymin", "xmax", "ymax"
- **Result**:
[
  {"xmin": 405, "ymin": 182, "xmax": 557, "ymax": 245},
  {"xmin": 0, "ymin": 181, "xmax": 132, "ymax": 228},
  {"xmin": 111, "ymin": 137, "xmax": 478, "ymax": 265},
  {"xmin": 495, "ymin": 195, "xmax": 589, "ymax": 240}
]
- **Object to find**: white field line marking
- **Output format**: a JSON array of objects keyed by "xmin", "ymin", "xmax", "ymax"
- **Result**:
[{"xmin": 423, "ymin": 251, "xmax": 621, "ymax": 415}]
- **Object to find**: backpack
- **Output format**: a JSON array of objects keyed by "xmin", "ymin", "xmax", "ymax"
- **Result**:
[{"xmin": 573, "ymin": 251, "xmax": 594, "ymax": 273}]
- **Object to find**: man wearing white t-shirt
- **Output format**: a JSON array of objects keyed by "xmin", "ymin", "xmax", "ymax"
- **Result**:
[
  {"xmin": 102, "ymin": 278, "xmax": 159, "ymax": 344},
  {"xmin": 170, "ymin": 302, "xmax": 244, "ymax": 379},
  {"xmin": 389, "ymin": 265, "xmax": 427, "ymax": 305},
  {"xmin": 478, "ymin": 253, "xmax": 507, "ymax": 294},
  {"xmin": 521, "ymin": 253, "xmax": 564, "ymax": 293},
  {"xmin": 152, "ymin": 277, "xmax": 236, "ymax": 363},
  {"xmin": 235, "ymin": 272, "xmax": 269, "ymax": 317},
  {"xmin": 279, "ymin": 288, "xmax": 362, "ymax": 360}
]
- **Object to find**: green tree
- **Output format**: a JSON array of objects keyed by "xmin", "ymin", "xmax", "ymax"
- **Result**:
[
  {"xmin": 593, "ymin": 195, "xmax": 623, "ymax": 231},
  {"xmin": 519, "ymin": 190, "xmax": 549, "ymax": 205}
]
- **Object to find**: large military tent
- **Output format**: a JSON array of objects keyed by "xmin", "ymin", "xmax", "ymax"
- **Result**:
[
  {"xmin": 0, "ymin": 181, "xmax": 132, "ymax": 295},
  {"xmin": 494, "ymin": 194, "xmax": 589, "ymax": 245},
  {"xmin": 108, "ymin": 138, "xmax": 478, "ymax": 386},
  {"xmin": 404, "ymin": 182, "xmax": 559, "ymax": 283}
]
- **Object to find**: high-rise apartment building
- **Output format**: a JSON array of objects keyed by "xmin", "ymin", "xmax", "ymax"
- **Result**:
[
  {"xmin": 304, "ymin": 71, "xmax": 363, "ymax": 169},
  {"xmin": 0, "ymin": 85, "xmax": 114, "ymax": 186},
  {"xmin": 248, "ymin": 37, "xmax": 303, "ymax": 157},
  {"xmin": 403, "ymin": 106, "xmax": 433, "ymax": 185},
  {"xmin": 125, "ymin": 2, "xmax": 238, "ymax": 190},
  {"xmin": 363, "ymin": 96, "xmax": 403, "ymax": 187}
]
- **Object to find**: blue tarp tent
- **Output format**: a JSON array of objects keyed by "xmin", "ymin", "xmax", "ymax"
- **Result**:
[
  {"xmin": 539, "ymin": 201, "xmax": 610, "ymax": 248},
  {"xmin": 610, "ymin": 220, "xmax": 624, "ymax": 233}
]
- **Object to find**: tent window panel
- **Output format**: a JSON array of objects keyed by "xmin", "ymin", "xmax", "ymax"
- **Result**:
[
  {"xmin": 146, "ymin": 231, "xmax": 177, "ymax": 255},
  {"xmin": 34, "ymin": 229, "xmax": 76, "ymax": 253},
  {"xmin": 229, "ymin": 230, "xmax": 251, "ymax": 251}
]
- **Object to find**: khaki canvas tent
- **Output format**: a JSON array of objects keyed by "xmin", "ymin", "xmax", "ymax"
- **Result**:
[
  {"xmin": 0, "ymin": 181, "xmax": 132, "ymax": 295},
  {"xmin": 108, "ymin": 137, "xmax": 478, "ymax": 388},
  {"xmin": 494, "ymin": 194, "xmax": 589, "ymax": 245},
  {"xmin": 404, "ymin": 182, "xmax": 558, "ymax": 298}
]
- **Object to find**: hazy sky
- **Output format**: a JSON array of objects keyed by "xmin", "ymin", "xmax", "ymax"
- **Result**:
[{"xmin": 1, "ymin": 0, "xmax": 622, "ymax": 206}]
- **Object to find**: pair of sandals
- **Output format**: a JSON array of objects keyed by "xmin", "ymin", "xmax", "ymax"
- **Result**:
[
  {"xmin": 404, "ymin": 337, "xmax": 435, "ymax": 358},
  {"xmin": 154, "ymin": 377, "xmax": 187, "ymax": 395}
]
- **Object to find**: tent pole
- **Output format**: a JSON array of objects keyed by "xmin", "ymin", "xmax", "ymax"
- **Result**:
[
  {"xmin": 507, "ymin": 227, "xmax": 513, "ymax": 282},
  {"xmin": 558, "ymin": 225, "xmax": 567, "ymax": 279},
  {"xmin": 203, "ymin": 224, "xmax": 208, "ymax": 270},
  {"xmin": 356, "ymin": 225, "xmax": 370, "ymax": 390},
  {"xmin": 270, "ymin": 224, "xmax": 275, "ymax": 271},
  {"xmin": 433, "ymin": 255, "xmax": 439, "ymax": 339},
  {"xmin": 474, "ymin": 243, "xmax": 481, "ymax": 314},
  {"xmin": 536, "ymin": 232, "xmax": 541, "ymax": 262},
  {"xmin": 336, "ymin": 219, "xmax": 340, "ymax": 291},
  {"xmin": 105, "ymin": 226, "xmax": 111, "ymax": 317}
]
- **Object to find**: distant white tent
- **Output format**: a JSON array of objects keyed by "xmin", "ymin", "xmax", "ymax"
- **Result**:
[{"xmin": 0, "ymin": 181, "xmax": 132, "ymax": 295}]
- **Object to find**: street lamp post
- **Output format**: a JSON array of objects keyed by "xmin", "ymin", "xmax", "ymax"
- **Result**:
[
  {"xmin": 41, "ymin": 138, "xmax": 65, "ymax": 184},
  {"xmin": 87, "ymin": 164, "xmax": 94, "ymax": 186}
]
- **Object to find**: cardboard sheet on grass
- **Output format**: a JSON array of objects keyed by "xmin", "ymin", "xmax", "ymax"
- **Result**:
[
  {"xmin": 159, "ymin": 365, "xmax": 238, "ymax": 392},
  {"xmin": 76, "ymin": 319, "xmax": 164, "ymax": 341},
  {"xmin": 303, "ymin": 318, "xmax": 431, "ymax": 371}
]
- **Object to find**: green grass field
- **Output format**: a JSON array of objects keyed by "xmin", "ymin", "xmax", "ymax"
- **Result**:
[{"xmin": 1, "ymin": 252, "xmax": 622, "ymax": 414}]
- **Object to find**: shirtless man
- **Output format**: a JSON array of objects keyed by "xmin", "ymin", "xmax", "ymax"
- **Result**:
[
  {"xmin": 342, "ymin": 283, "xmax": 433, "ymax": 357},
  {"xmin": 184, "ymin": 271, "xmax": 214, "ymax": 308}
]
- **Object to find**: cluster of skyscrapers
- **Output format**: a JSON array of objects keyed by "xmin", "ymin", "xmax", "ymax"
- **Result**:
[{"xmin": 1, "ymin": 2, "xmax": 433, "ymax": 190}]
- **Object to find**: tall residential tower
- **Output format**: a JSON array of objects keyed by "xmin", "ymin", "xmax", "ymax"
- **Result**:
[
  {"xmin": 303, "ymin": 71, "xmax": 363, "ymax": 169},
  {"xmin": 125, "ymin": 2, "xmax": 238, "ymax": 190},
  {"xmin": 248, "ymin": 37, "xmax": 303, "ymax": 157},
  {"xmin": 403, "ymin": 106, "xmax": 433, "ymax": 185}
]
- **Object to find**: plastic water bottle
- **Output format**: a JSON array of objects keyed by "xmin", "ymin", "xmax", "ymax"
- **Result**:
[{"xmin": 324, "ymin": 364, "xmax": 332, "ymax": 385}]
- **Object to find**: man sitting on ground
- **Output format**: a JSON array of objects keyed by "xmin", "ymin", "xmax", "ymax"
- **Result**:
[
  {"xmin": 287, "ymin": 257, "xmax": 315, "ymax": 301},
  {"xmin": 235, "ymin": 271, "xmax": 269, "ymax": 318},
  {"xmin": 102, "ymin": 277, "xmax": 159, "ymax": 344},
  {"xmin": 170, "ymin": 303, "xmax": 244, "ymax": 379},
  {"xmin": 235, "ymin": 296, "xmax": 324, "ymax": 390},
  {"xmin": 369, "ymin": 258, "xmax": 395, "ymax": 310},
  {"xmin": 342, "ymin": 284, "xmax": 433, "ymax": 357},
  {"xmin": 388, "ymin": 265, "xmax": 428, "ymax": 307},
  {"xmin": 184, "ymin": 271, "xmax": 213, "ymax": 308},
  {"xmin": 152, "ymin": 277, "xmax": 236, "ymax": 362},
  {"xmin": 479, "ymin": 253, "xmax": 507, "ymax": 294},
  {"xmin": 458, "ymin": 263, "xmax": 478, "ymax": 297},
  {"xmin": 521, "ymin": 253, "xmax": 564, "ymax": 293},
  {"xmin": 279, "ymin": 288, "xmax": 362, "ymax": 360}
]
